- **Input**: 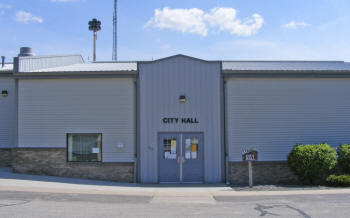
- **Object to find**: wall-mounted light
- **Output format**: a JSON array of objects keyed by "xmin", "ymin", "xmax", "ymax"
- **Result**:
[
  {"xmin": 1, "ymin": 90, "xmax": 8, "ymax": 97},
  {"xmin": 179, "ymin": 95, "xmax": 186, "ymax": 103},
  {"xmin": 117, "ymin": 143, "xmax": 124, "ymax": 152}
]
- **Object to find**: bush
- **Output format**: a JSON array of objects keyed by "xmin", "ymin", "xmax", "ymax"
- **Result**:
[
  {"xmin": 338, "ymin": 144, "xmax": 350, "ymax": 174},
  {"xmin": 287, "ymin": 143, "xmax": 337, "ymax": 185},
  {"xmin": 326, "ymin": 174, "xmax": 350, "ymax": 187}
]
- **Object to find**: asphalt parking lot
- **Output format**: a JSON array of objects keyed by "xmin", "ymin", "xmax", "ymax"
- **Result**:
[{"xmin": 0, "ymin": 168, "xmax": 350, "ymax": 218}]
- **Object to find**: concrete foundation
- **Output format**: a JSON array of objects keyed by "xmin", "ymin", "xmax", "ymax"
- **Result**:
[
  {"xmin": 12, "ymin": 148, "xmax": 134, "ymax": 183},
  {"xmin": 228, "ymin": 161, "xmax": 299, "ymax": 185}
]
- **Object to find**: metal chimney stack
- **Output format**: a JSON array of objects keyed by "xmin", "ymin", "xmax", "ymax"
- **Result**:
[
  {"xmin": 18, "ymin": 47, "xmax": 35, "ymax": 57},
  {"xmin": 1, "ymin": 56, "xmax": 4, "ymax": 68}
]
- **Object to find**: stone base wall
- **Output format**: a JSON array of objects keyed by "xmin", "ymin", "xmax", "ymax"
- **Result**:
[
  {"xmin": 228, "ymin": 161, "xmax": 299, "ymax": 185},
  {"xmin": 12, "ymin": 148, "xmax": 134, "ymax": 183},
  {"xmin": 0, "ymin": 148, "xmax": 13, "ymax": 167}
]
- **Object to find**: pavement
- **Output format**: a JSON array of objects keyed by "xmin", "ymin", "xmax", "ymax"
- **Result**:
[{"xmin": 1, "ymin": 167, "xmax": 350, "ymax": 217}]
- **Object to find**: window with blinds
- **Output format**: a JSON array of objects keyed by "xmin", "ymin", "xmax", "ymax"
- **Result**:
[{"xmin": 67, "ymin": 133, "xmax": 102, "ymax": 162}]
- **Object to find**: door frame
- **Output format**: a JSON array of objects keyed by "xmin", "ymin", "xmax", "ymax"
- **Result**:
[{"xmin": 157, "ymin": 132, "xmax": 205, "ymax": 184}]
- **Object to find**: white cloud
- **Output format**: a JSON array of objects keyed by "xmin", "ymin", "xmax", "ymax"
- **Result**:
[
  {"xmin": 0, "ymin": 3, "xmax": 12, "ymax": 15},
  {"xmin": 145, "ymin": 7, "xmax": 207, "ymax": 36},
  {"xmin": 146, "ymin": 7, "xmax": 264, "ymax": 37},
  {"xmin": 283, "ymin": 21, "xmax": 310, "ymax": 29},
  {"xmin": 15, "ymin": 11, "xmax": 43, "ymax": 24},
  {"xmin": 0, "ymin": 4, "xmax": 12, "ymax": 9},
  {"xmin": 205, "ymin": 8, "xmax": 264, "ymax": 36}
]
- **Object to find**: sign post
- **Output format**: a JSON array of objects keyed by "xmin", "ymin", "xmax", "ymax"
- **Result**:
[{"xmin": 242, "ymin": 149, "xmax": 258, "ymax": 188}]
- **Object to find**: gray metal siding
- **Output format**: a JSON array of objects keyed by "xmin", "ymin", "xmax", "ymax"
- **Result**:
[
  {"xmin": 18, "ymin": 78, "xmax": 136, "ymax": 162},
  {"xmin": 139, "ymin": 56, "xmax": 222, "ymax": 183},
  {"xmin": 225, "ymin": 78, "xmax": 350, "ymax": 161},
  {"xmin": 0, "ymin": 78, "xmax": 16, "ymax": 148}
]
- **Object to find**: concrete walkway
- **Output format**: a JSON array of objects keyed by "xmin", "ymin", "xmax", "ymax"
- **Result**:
[{"xmin": 1, "ymin": 167, "xmax": 350, "ymax": 200}]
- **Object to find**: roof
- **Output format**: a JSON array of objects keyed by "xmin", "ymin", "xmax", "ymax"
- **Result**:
[
  {"xmin": 27, "ymin": 62, "xmax": 137, "ymax": 73},
  {"xmin": 0, "ymin": 64, "xmax": 13, "ymax": 72},
  {"xmin": 222, "ymin": 61, "xmax": 350, "ymax": 72},
  {"xmin": 7, "ymin": 53, "xmax": 350, "ymax": 75},
  {"xmin": 18, "ymin": 54, "xmax": 84, "ymax": 73}
]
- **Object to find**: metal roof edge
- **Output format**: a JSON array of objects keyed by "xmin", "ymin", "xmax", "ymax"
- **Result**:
[
  {"xmin": 14, "ymin": 70, "xmax": 138, "ymax": 77},
  {"xmin": 138, "ymin": 54, "xmax": 221, "ymax": 64},
  {"xmin": 222, "ymin": 70, "xmax": 350, "ymax": 73},
  {"xmin": 0, "ymin": 73, "xmax": 13, "ymax": 77},
  {"xmin": 222, "ymin": 70, "xmax": 350, "ymax": 78},
  {"xmin": 19, "ymin": 54, "xmax": 83, "ymax": 60},
  {"xmin": 222, "ymin": 60, "xmax": 345, "ymax": 63}
]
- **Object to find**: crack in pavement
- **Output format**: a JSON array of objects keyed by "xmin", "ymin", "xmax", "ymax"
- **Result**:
[
  {"xmin": 255, "ymin": 204, "xmax": 311, "ymax": 218},
  {"xmin": 0, "ymin": 200, "xmax": 31, "ymax": 208}
]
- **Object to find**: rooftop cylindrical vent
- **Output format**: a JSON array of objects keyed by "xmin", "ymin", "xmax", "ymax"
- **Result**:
[
  {"xmin": 19, "ymin": 47, "xmax": 35, "ymax": 57},
  {"xmin": 1, "ymin": 56, "xmax": 4, "ymax": 68}
]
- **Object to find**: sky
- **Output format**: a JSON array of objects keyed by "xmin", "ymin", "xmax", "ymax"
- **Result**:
[{"xmin": 1, "ymin": 0, "xmax": 350, "ymax": 62}]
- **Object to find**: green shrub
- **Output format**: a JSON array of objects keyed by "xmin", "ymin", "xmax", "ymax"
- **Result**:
[
  {"xmin": 326, "ymin": 174, "xmax": 350, "ymax": 187},
  {"xmin": 338, "ymin": 144, "xmax": 350, "ymax": 174},
  {"xmin": 287, "ymin": 143, "xmax": 337, "ymax": 185}
]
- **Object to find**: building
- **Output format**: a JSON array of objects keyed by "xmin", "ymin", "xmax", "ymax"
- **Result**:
[{"xmin": 1, "ymin": 48, "xmax": 350, "ymax": 184}]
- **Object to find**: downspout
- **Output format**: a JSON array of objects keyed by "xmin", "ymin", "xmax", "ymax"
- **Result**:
[
  {"xmin": 134, "ymin": 79, "xmax": 137, "ymax": 183},
  {"xmin": 223, "ymin": 79, "xmax": 230, "ymax": 185}
]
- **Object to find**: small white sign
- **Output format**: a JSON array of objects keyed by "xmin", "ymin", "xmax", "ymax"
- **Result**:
[
  {"xmin": 185, "ymin": 151, "xmax": 191, "ymax": 159},
  {"xmin": 92, "ymin": 147, "xmax": 100, "ymax": 154},
  {"xmin": 165, "ymin": 152, "xmax": 171, "ymax": 159},
  {"xmin": 169, "ymin": 154, "xmax": 177, "ymax": 159}
]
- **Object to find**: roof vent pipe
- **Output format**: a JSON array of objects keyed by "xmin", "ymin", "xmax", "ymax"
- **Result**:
[
  {"xmin": 1, "ymin": 56, "xmax": 4, "ymax": 68},
  {"xmin": 18, "ymin": 47, "xmax": 35, "ymax": 57}
]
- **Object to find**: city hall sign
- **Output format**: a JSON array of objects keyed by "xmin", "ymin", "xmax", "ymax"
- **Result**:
[{"xmin": 162, "ymin": 117, "xmax": 199, "ymax": 124}]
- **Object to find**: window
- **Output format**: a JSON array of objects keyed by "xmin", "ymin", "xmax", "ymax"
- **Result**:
[
  {"xmin": 67, "ymin": 134, "xmax": 102, "ymax": 162},
  {"xmin": 185, "ymin": 137, "xmax": 198, "ymax": 159},
  {"xmin": 163, "ymin": 137, "xmax": 177, "ymax": 159}
]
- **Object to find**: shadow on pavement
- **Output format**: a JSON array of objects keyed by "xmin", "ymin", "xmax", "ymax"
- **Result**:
[{"xmin": 0, "ymin": 167, "xmax": 228, "ymax": 189}]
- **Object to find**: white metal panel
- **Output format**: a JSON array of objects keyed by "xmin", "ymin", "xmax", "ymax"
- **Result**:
[
  {"xmin": 226, "ymin": 78, "xmax": 350, "ymax": 161},
  {"xmin": 18, "ymin": 78, "xmax": 136, "ymax": 162},
  {"xmin": 29, "ymin": 62, "xmax": 137, "ymax": 73},
  {"xmin": 0, "ymin": 78, "xmax": 15, "ymax": 148},
  {"xmin": 0, "ymin": 64, "xmax": 13, "ymax": 72},
  {"xmin": 19, "ymin": 55, "xmax": 84, "ymax": 73}
]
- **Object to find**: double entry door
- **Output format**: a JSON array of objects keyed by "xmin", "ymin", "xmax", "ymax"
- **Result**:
[{"xmin": 158, "ymin": 133, "xmax": 204, "ymax": 183}]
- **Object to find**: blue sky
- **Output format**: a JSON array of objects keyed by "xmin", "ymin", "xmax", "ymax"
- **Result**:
[{"xmin": 1, "ymin": 0, "xmax": 350, "ymax": 61}]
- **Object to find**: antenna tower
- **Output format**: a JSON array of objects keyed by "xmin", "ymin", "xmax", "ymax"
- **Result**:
[{"xmin": 112, "ymin": 0, "xmax": 118, "ymax": 61}]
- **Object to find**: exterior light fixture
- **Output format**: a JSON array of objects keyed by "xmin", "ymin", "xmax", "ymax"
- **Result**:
[
  {"xmin": 179, "ymin": 95, "xmax": 186, "ymax": 103},
  {"xmin": 2, "ymin": 90, "xmax": 8, "ymax": 97}
]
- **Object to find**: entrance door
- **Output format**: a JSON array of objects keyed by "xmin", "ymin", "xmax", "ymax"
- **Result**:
[
  {"xmin": 158, "ymin": 133, "xmax": 204, "ymax": 183},
  {"xmin": 182, "ymin": 133, "xmax": 204, "ymax": 183},
  {"xmin": 158, "ymin": 133, "xmax": 180, "ymax": 183}
]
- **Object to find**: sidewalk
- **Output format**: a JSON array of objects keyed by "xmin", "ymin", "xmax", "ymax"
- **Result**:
[{"xmin": 1, "ymin": 167, "xmax": 350, "ymax": 198}]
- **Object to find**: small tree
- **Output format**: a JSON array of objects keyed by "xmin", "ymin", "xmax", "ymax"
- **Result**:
[
  {"xmin": 287, "ymin": 143, "xmax": 337, "ymax": 185},
  {"xmin": 338, "ymin": 144, "xmax": 350, "ymax": 174}
]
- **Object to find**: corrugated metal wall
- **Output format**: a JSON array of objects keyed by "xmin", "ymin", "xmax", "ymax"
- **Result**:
[
  {"xmin": 225, "ymin": 78, "xmax": 350, "ymax": 161},
  {"xmin": 18, "ymin": 55, "xmax": 83, "ymax": 72},
  {"xmin": 18, "ymin": 78, "xmax": 136, "ymax": 162},
  {"xmin": 139, "ymin": 56, "xmax": 223, "ymax": 183},
  {"xmin": 0, "ymin": 78, "xmax": 15, "ymax": 148}
]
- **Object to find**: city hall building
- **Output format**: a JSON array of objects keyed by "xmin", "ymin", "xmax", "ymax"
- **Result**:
[{"xmin": 1, "ymin": 48, "xmax": 350, "ymax": 184}]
